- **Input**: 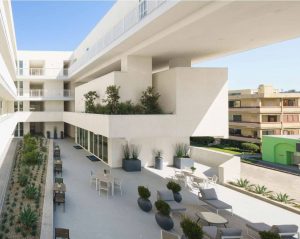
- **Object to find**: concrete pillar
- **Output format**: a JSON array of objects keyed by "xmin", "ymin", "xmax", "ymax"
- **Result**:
[
  {"xmin": 120, "ymin": 55, "xmax": 152, "ymax": 103},
  {"xmin": 169, "ymin": 58, "xmax": 191, "ymax": 68}
]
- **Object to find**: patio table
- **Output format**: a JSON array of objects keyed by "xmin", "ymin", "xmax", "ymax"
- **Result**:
[
  {"xmin": 53, "ymin": 183, "xmax": 66, "ymax": 193},
  {"xmin": 95, "ymin": 174, "xmax": 114, "ymax": 196},
  {"xmin": 195, "ymin": 211, "xmax": 228, "ymax": 227}
]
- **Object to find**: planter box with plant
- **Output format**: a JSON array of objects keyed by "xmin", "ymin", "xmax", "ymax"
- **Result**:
[
  {"xmin": 154, "ymin": 200, "xmax": 174, "ymax": 231},
  {"xmin": 122, "ymin": 144, "xmax": 141, "ymax": 172},
  {"xmin": 154, "ymin": 149, "xmax": 163, "ymax": 170},
  {"xmin": 174, "ymin": 143, "xmax": 194, "ymax": 169},
  {"xmin": 181, "ymin": 217, "xmax": 203, "ymax": 239},
  {"xmin": 137, "ymin": 186, "xmax": 152, "ymax": 212},
  {"xmin": 167, "ymin": 181, "xmax": 182, "ymax": 203}
]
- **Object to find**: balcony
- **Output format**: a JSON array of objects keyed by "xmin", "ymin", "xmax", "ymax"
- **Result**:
[
  {"xmin": 16, "ymin": 68, "xmax": 68, "ymax": 79},
  {"xmin": 17, "ymin": 89, "xmax": 73, "ymax": 100},
  {"xmin": 68, "ymin": 0, "xmax": 167, "ymax": 75},
  {"xmin": 229, "ymin": 134, "xmax": 261, "ymax": 143}
]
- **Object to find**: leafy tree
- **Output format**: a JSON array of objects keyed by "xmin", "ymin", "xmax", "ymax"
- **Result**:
[
  {"xmin": 84, "ymin": 91, "xmax": 98, "ymax": 113},
  {"xmin": 140, "ymin": 86, "xmax": 162, "ymax": 114},
  {"xmin": 103, "ymin": 85, "xmax": 120, "ymax": 114}
]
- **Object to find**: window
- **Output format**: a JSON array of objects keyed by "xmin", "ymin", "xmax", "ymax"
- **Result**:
[
  {"xmin": 18, "ymin": 60, "xmax": 23, "ymax": 75},
  {"xmin": 267, "ymin": 115, "xmax": 278, "ymax": 122},
  {"xmin": 283, "ymin": 99, "xmax": 297, "ymax": 107},
  {"xmin": 232, "ymin": 115, "xmax": 242, "ymax": 122},
  {"xmin": 283, "ymin": 114, "xmax": 299, "ymax": 123},
  {"xmin": 139, "ymin": 0, "xmax": 147, "ymax": 19},
  {"xmin": 76, "ymin": 127, "xmax": 108, "ymax": 163},
  {"xmin": 14, "ymin": 122, "xmax": 24, "ymax": 137},
  {"xmin": 229, "ymin": 100, "xmax": 241, "ymax": 108},
  {"xmin": 229, "ymin": 128, "xmax": 241, "ymax": 136}
]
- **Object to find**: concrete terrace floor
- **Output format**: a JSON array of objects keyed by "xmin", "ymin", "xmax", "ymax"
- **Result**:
[{"xmin": 54, "ymin": 139, "xmax": 300, "ymax": 239}]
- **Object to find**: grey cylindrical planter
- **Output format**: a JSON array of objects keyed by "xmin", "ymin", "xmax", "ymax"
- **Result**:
[
  {"xmin": 173, "ymin": 192, "xmax": 182, "ymax": 203},
  {"xmin": 137, "ymin": 198, "xmax": 152, "ymax": 212},
  {"xmin": 155, "ymin": 213, "xmax": 174, "ymax": 231},
  {"xmin": 155, "ymin": 157, "xmax": 163, "ymax": 170}
]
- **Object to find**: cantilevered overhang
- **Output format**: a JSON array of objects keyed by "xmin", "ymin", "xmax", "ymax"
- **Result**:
[{"xmin": 70, "ymin": 0, "xmax": 300, "ymax": 81}]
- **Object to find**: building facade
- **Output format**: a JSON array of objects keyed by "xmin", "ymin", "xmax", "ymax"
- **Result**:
[
  {"xmin": 1, "ymin": 0, "xmax": 300, "ymax": 167},
  {"xmin": 229, "ymin": 85, "xmax": 300, "ymax": 144},
  {"xmin": 262, "ymin": 135, "xmax": 300, "ymax": 166}
]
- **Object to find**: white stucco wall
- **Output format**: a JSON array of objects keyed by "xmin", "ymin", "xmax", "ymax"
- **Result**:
[{"xmin": 190, "ymin": 146, "xmax": 240, "ymax": 183}]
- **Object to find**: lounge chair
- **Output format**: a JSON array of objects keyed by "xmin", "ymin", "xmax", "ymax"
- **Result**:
[
  {"xmin": 157, "ymin": 190, "xmax": 186, "ymax": 213},
  {"xmin": 198, "ymin": 188, "xmax": 233, "ymax": 215},
  {"xmin": 246, "ymin": 222, "xmax": 299, "ymax": 239},
  {"xmin": 203, "ymin": 226, "xmax": 242, "ymax": 239},
  {"xmin": 161, "ymin": 230, "xmax": 180, "ymax": 239}
]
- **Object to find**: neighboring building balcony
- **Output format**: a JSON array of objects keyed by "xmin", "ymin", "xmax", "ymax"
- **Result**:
[
  {"xmin": 229, "ymin": 120, "xmax": 282, "ymax": 129},
  {"xmin": 17, "ymin": 89, "xmax": 74, "ymax": 100},
  {"xmin": 229, "ymin": 134, "xmax": 261, "ymax": 143},
  {"xmin": 16, "ymin": 68, "xmax": 68, "ymax": 79}
]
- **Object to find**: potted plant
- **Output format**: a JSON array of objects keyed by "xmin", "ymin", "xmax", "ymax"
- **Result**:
[
  {"xmin": 190, "ymin": 166, "xmax": 196, "ymax": 173},
  {"xmin": 154, "ymin": 200, "xmax": 174, "ymax": 231},
  {"xmin": 259, "ymin": 231, "xmax": 281, "ymax": 239},
  {"xmin": 173, "ymin": 143, "xmax": 194, "ymax": 169},
  {"xmin": 137, "ymin": 186, "xmax": 152, "ymax": 212},
  {"xmin": 54, "ymin": 127, "xmax": 58, "ymax": 139},
  {"xmin": 180, "ymin": 217, "xmax": 203, "ymax": 239},
  {"xmin": 167, "ymin": 181, "xmax": 182, "ymax": 202},
  {"xmin": 154, "ymin": 149, "xmax": 163, "ymax": 170},
  {"xmin": 122, "ymin": 144, "xmax": 141, "ymax": 172}
]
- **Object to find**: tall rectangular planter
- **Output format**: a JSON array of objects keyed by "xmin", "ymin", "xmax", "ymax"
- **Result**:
[
  {"xmin": 122, "ymin": 159, "xmax": 141, "ymax": 172},
  {"xmin": 173, "ymin": 157, "xmax": 194, "ymax": 169}
]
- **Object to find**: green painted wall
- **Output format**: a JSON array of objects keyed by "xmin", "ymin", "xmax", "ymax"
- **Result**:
[{"xmin": 262, "ymin": 136, "xmax": 299, "ymax": 165}]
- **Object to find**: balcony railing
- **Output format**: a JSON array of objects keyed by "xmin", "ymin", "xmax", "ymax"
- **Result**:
[
  {"xmin": 16, "ymin": 68, "xmax": 69, "ymax": 78},
  {"xmin": 68, "ymin": 0, "xmax": 167, "ymax": 75},
  {"xmin": 18, "ymin": 89, "xmax": 73, "ymax": 98}
]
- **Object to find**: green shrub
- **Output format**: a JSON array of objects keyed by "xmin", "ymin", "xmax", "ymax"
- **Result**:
[
  {"xmin": 175, "ymin": 143, "xmax": 189, "ymax": 158},
  {"xmin": 249, "ymin": 185, "xmax": 271, "ymax": 196},
  {"xmin": 23, "ymin": 150, "xmax": 40, "ymax": 165},
  {"xmin": 19, "ymin": 206, "xmax": 38, "ymax": 229},
  {"xmin": 241, "ymin": 142, "xmax": 260, "ymax": 153},
  {"xmin": 24, "ymin": 185, "xmax": 39, "ymax": 200},
  {"xmin": 190, "ymin": 137, "xmax": 215, "ymax": 146},
  {"xmin": 155, "ymin": 200, "xmax": 170, "ymax": 216},
  {"xmin": 18, "ymin": 174, "xmax": 28, "ymax": 187},
  {"xmin": 122, "ymin": 144, "xmax": 130, "ymax": 160},
  {"xmin": 167, "ymin": 181, "xmax": 181, "ymax": 193},
  {"xmin": 140, "ymin": 86, "xmax": 162, "ymax": 114},
  {"xmin": 232, "ymin": 178, "xmax": 250, "ymax": 188},
  {"xmin": 181, "ymin": 217, "xmax": 204, "ymax": 239},
  {"xmin": 271, "ymin": 193, "xmax": 294, "ymax": 204},
  {"xmin": 138, "ymin": 186, "xmax": 151, "ymax": 199},
  {"xmin": 259, "ymin": 231, "xmax": 280, "ymax": 239}
]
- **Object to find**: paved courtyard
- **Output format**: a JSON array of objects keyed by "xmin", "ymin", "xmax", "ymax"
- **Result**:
[{"xmin": 54, "ymin": 139, "xmax": 300, "ymax": 239}]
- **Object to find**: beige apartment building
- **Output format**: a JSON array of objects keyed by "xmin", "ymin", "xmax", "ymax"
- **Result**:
[{"xmin": 229, "ymin": 85, "xmax": 300, "ymax": 144}]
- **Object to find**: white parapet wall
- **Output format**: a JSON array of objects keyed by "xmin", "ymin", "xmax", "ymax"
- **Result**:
[{"xmin": 190, "ymin": 146, "xmax": 240, "ymax": 184}]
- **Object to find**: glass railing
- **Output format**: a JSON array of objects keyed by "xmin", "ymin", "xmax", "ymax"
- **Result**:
[
  {"xmin": 16, "ymin": 68, "xmax": 68, "ymax": 78},
  {"xmin": 18, "ymin": 89, "xmax": 73, "ymax": 98},
  {"xmin": 68, "ymin": 0, "xmax": 167, "ymax": 75}
]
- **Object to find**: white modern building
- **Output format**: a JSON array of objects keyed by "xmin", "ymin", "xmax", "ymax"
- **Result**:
[{"xmin": 1, "ymin": 0, "xmax": 300, "ymax": 168}]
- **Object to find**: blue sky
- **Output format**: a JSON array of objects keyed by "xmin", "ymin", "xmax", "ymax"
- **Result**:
[
  {"xmin": 12, "ymin": 1, "xmax": 115, "ymax": 51},
  {"xmin": 12, "ymin": 1, "xmax": 300, "ymax": 90},
  {"xmin": 195, "ymin": 37, "xmax": 300, "ymax": 91}
]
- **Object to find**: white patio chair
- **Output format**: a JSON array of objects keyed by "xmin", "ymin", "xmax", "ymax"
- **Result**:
[
  {"xmin": 173, "ymin": 169, "xmax": 185, "ymax": 185},
  {"xmin": 207, "ymin": 175, "xmax": 218, "ymax": 187},
  {"xmin": 104, "ymin": 168, "xmax": 111, "ymax": 175},
  {"xmin": 98, "ymin": 180, "xmax": 110, "ymax": 198},
  {"xmin": 114, "ymin": 177, "xmax": 123, "ymax": 196},
  {"xmin": 90, "ymin": 170, "xmax": 97, "ymax": 187}
]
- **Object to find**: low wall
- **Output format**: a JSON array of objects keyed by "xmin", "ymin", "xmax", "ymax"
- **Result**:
[
  {"xmin": 40, "ymin": 139, "xmax": 54, "ymax": 239},
  {"xmin": 190, "ymin": 147, "xmax": 240, "ymax": 183}
]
